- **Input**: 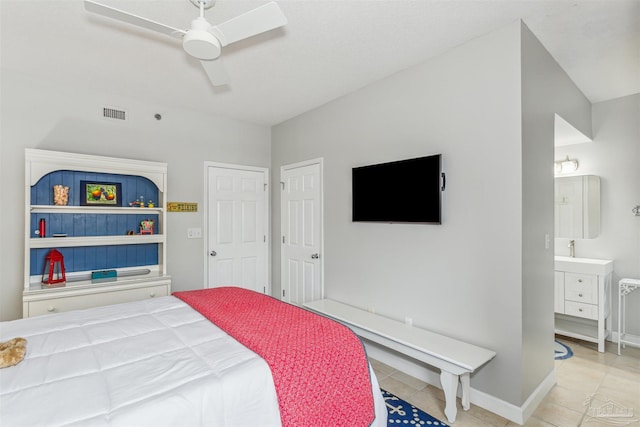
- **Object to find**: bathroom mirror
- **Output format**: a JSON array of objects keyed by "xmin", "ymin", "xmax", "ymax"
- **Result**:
[{"xmin": 554, "ymin": 175, "xmax": 600, "ymax": 238}]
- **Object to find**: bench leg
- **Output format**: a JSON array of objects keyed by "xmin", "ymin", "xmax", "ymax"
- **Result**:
[
  {"xmin": 460, "ymin": 372, "xmax": 470, "ymax": 411},
  {"xmin": 440, "ymin": 370, "xmax": 459, "ymax": 423}
]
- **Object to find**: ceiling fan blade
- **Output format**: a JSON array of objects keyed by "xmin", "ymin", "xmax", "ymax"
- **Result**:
[
  {"xmin": 210, "ymin": 2, "xmax": 286, "ymax": 47},
  {"xmin": 200, "ymin": 58, "xmax": 230, "ymax": 86},
  {"xmin": 84, "ymin": 0, "xmax": 186, "ymax": 39}
]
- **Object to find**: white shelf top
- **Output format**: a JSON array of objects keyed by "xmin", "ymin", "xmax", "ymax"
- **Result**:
[
  {"xmin": 619, "ymin": 278, "xmax": 640, "ymax": 286},
  {"xmin": 25, "ymin": 272, "xmax": 171, "ymax": 295},
  {"xmin": 30, "ymin": 234, "xmax": 164, "ymax": 248},
  {"xmin": 304, "ymin": 299, "xmax": 495, "ymax": 372},
  {"xmin": 31, "ymin": 205, "xmax": 163, "ymax": 214}
]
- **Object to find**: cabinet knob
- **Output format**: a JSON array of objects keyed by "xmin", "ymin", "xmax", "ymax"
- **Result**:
[
  {"xmin": 149, "ymin": 292, "xmax": 156, "ymax": 298},
  {"xmin": 579, "ymin": 293, "xmax": 583, "ymax": 297},
  {"xmin": 578, "ymin": 308, "xmax": 583, "ymax": 312},
  {"xmin": 578, "ymin": 279, "xmax": 583, "ymax": 283},
  {"xmin": 47, "ymin": 306, "xmax": 55, "ymax": 312}
]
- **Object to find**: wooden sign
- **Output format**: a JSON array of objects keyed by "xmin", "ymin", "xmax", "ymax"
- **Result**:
[{"xmin": 167, "ymin": 202, "xmax": 198, "ymax": 212}]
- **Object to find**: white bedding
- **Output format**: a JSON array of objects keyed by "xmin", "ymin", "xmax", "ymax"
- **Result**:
[{"xmin": 0, "ymin": 296, "xmax": 387, "ymax": 427}]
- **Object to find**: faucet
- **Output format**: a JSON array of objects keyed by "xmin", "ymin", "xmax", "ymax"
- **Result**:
[{"xmin": 568, "ymin": 240, "xmax": 575, "ymax": 258}]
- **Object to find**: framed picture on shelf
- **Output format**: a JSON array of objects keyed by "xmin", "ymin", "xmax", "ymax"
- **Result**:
[{"xmin": 80, "ymin": 181, "xmax": 122, "ymax": 206}]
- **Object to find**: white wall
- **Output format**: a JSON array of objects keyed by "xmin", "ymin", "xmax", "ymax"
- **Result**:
[
  {"xmin": 273, "ymin": 22, "xmax": 526, "ymax": 404},
  {"xmin": 0, "ymin": 69, "xmax": 271, "ymax": 321},
  {"xmin": 555, "ymin": 93, "xmax": 640, "ymax": 337},
  {"xmin": 272, "ymin": 21, "xmax": 592, "ymax": 417},
  {"xmin": 520, "ymin": 23, "xmax": 592, "ymax": 400}
]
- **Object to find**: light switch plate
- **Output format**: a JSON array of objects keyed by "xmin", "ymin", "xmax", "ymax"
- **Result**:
[{"xmin": 187, "ymin": 228, "xmax": 202, "ymax": 239}]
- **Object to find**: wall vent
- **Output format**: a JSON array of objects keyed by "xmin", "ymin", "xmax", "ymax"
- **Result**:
[{"xmin": 102, "ymin": 106, "xmax": 128, "ymax": 121}]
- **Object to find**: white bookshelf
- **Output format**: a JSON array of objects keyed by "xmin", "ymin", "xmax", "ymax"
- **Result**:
[{"xmin": 23, "ymin": 149, "xmax": 171, "ymax": 317}]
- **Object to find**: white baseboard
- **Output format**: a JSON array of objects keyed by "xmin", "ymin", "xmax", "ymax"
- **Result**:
[
  {"xmin": 610, "ymin": 331, "xmax": 640, "ymax": 348},
  {"xmin": 480, "ymin": 369, "xmax": 556, "ymax": 425},
  {"xmin": 364, "ymin": 342, "xmax": 556, "ymax": 425}
]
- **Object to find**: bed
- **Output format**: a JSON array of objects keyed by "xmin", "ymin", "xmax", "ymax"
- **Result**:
[{"xmin": 0, "ymin": 287, "xmax": 387, "ymax": 427}]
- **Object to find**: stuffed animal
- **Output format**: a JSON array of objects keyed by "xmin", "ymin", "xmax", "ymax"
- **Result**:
[{"xmin": 0, "ymin": 337, "xmax": 27, "ymax": 368}]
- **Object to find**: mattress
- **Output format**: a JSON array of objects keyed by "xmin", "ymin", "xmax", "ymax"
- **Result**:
[{"xmin": 0, "ymin": 296, "xmax": 387, "ymax": 427}]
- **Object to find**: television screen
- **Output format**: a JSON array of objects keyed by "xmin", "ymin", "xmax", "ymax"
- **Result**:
[{"xmin": 352, "ymin": 154, "xmax": 442, "ymax": 223}]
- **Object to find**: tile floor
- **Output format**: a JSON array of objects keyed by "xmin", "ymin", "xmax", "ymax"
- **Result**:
[{"xmin": 371, "ymin": 337, "xmax": 640, "ymax": 426}]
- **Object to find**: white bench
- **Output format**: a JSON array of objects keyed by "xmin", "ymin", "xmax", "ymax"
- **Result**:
[{"xmin": 303, "ymin": 299, "xmax": 496, "ymax": 423}]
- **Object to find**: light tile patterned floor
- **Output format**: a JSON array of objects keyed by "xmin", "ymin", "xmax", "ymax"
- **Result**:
[{"xmin": 371, "ymin": 337, "xmax": 640, "ymax": 426}]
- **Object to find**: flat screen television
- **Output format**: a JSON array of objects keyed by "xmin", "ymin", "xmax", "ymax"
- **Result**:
[{"xmin": 352, "ymin": 154, "xmax": 443, "ymax": 224}]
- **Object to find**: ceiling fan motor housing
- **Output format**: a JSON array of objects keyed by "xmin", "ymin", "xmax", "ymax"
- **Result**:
[
  {"xmin": 84, "ymin": 0, "xmax": 287, "ymax": 86},
  {"xmin": 190, "ymin": 0, "xmax": 215, "ymax": 9},
  {"xmin": 183, "ymin": 17, "xmax": 221, "ymax": 60}
]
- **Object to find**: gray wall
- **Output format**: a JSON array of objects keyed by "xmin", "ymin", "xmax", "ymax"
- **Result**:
[
  {"xmin": 0, "ymin": 69, "xmax": 271, "ymax": 321},
  {"xmin": 555, "ymin": 93, "xmax": 640, "ymax": 337},
  {"xmin": 273, "ymin": 21, "xmax": 527, "ymax": 404},
  {"xmin": 272, "ymin": 20, "xmax": 591, "ymax": 408},
  {"xmin": 520, "ymin": 22, "xmax": 592, "ymax": 401}
]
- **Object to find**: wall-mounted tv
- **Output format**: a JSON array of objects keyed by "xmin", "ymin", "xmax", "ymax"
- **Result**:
[{"xmin": 352, "ymin": 154, "xmax": 444, "ymax": 224}]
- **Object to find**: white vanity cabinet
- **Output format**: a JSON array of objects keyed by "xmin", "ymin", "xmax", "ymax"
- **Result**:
[
  {"xmin": 23, "ymin": 149, "xmax": 171, "ymax": 317},
  {"xmin": 554, "ymin": 256, "xmax": 613, "ymax": 352}
]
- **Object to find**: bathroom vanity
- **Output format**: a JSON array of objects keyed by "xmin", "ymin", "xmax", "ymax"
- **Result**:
[{"xmin": 554, "ymin": 256, "xmax": 614, "ymax": 352}]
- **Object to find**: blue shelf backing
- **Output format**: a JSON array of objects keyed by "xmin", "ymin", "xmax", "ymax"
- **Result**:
[
  {"xmin": 31, "ymin": 170, "xmax": 158, "ymax": 207},
  {"xmin": 30, "ymin": 171, "xmax": 161, "ymax": 276},
  {"xmin": 30, "ymin": 213, "xmax": 159, "ymax": 238},
  {"xmin": 30, "ymin": 244, "xmax": 159, "ymax": 275}
]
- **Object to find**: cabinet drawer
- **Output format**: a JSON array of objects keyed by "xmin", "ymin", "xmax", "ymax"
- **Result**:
[
  {"xmin": 564, "ymin": 301, "xmax": 597, "ymax": 320},
  {"xmin": 565, "ymin": 287, "xmax": 597, "ymax": 304},
  {"xmin": 27, "ymin": 285, "xmax": 169, "ymax": 317},
  {"xmin": 564, "ymin": 273, "xmax": 597, "ymax": 302}
]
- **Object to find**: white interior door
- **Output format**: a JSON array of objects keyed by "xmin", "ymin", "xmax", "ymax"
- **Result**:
[
  {"xmin": 280, "ymin": 160, "xmax": 323, "ymax": 305},
  {"xmin": 206, "ymin": 163, "xmax": 268, "ymax": 293}
]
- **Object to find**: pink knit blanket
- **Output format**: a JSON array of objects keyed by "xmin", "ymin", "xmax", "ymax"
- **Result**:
[{"xmin": 173, "ymin": 287, "xmax": 375, "ymax": 427}]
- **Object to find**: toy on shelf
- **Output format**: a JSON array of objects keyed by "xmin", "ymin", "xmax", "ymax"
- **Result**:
[
  {"xmin": 129, "ymin": 196, "xmax": 147, "ymax": 208},
  {"xmin": 140, "ymin": 219, "xmax": 154, "ymax": 235}
]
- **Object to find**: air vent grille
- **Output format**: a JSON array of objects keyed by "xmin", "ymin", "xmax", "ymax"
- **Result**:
[{"xmin": 102, "ymin": 107, "xmax": 127, "ymax": 121}]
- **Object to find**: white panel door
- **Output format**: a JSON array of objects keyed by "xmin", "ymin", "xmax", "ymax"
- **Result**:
[
  {"xmin": 206, "ymin": 164, "xmax": 268, "ymax": 293},
  {"xmin": 281, "ymin": 160, "xmax": 323, "ymax": 305}
]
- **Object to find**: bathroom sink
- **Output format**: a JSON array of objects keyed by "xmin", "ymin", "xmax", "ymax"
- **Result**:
[{"xmin": 555, "ymin": 256, "xmax": 614, "ymax": 275}]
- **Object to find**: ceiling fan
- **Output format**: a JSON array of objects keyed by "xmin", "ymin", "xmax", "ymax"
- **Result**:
[{"xmin": 84, "ymin": 0, "xmax": 287, "ymax": 86}]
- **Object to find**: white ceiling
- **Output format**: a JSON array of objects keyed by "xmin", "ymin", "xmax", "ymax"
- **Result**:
[{"xmin": 1, "ymin": 0, "xmax": 639, "ymax": 126}]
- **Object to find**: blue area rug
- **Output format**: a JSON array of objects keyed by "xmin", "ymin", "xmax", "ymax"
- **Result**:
[
  {"xmin": 554, "ymin": 340, "xmax": 573, "ymax": 360},
  {"xmin": 382, "ymin": 389, "xmax": 449, "ymax": 426}
]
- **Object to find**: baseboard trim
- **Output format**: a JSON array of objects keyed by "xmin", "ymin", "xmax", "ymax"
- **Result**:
[
  {"xmin": 611, "ymin": 331, "xmax": 640, "ymax": 348},
  {"xmin": 474, "ymin": 368, "xmax": 556, "ymax": 425},
  {"xmin": 364, "ymin": 342, "xmax": 556, "ymax": 425}
]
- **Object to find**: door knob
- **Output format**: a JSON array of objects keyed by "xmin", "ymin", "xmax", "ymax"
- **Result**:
[
  {"xmin": 311, "ymin": 253, "xmax": 319, "ymax": 259},
  {"xmin": 210, "ymin": 250, "xmax": 217, "ymax": 257}
]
